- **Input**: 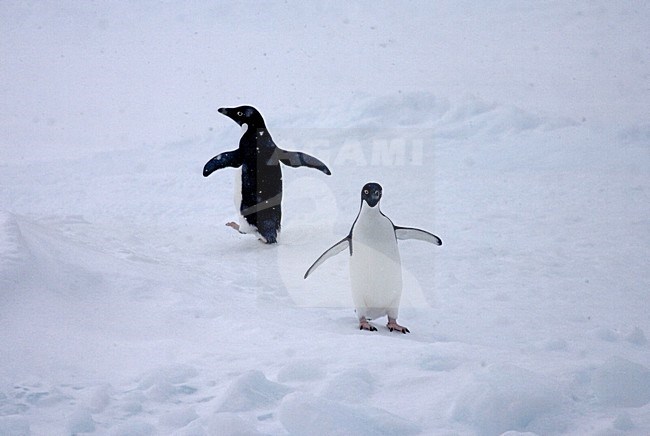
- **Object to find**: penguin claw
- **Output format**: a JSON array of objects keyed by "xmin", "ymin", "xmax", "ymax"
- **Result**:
[
  {"xmin": 359, "ymin": 320, "xmax": 377, "ymax": 331},
  {"xmin": 387, "ymin": 322, "xmax": 410, "ymax": 334}
]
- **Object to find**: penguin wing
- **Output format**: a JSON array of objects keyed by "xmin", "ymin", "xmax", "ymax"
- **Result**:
[
  {"xmin": 304, "ymin": 237, "xmax": 350, "ymax": 279},
  {"xmin": 395, "ymin": 226, "xmax": 442, "ymax": 246},
  {"xmin": 203, "ymin": 150, "xmax": 242, "ymax": 177},
  {"xmin": 277, "ymin": 149, "xmax": 332, "ymax": 175}
]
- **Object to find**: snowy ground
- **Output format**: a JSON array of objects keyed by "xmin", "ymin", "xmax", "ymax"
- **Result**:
[{"xmin": 2, "ymin": 2, "xmax": 650, "ymax": 435}]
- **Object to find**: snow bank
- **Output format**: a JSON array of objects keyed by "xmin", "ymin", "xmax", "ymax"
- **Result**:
[
  {"xmin": 451, "ymin": 364, "xmax": 566, "ymax": 436},
  {"xmin": 279, "ymin": 392, "xmax": 420, "ymax": 436}
]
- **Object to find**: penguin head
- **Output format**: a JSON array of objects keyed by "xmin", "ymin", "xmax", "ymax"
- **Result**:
[
  {"xmin": 218, "ymin": 105, "xmax": 266, "ymax": 129},
  {"xmin": 361, "ymin": 182, "xmax": 382, "ymax": 208}
]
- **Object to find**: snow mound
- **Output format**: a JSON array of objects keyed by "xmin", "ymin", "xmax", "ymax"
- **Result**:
[
  {"xmin": 87, "ymin": 383, "xmax": 112, "ymax": 413},
  {"xmin": 451, "ymin": 364, "xmax": 566, "ymax": 436},
  {"xmin": 626, "ymin": 326, "xmax": 647, "ymax": 346},
  {"xmin": 67, "ymin": 407, "xmax": 95, "ymax": 434},
  {"xmin": 217, "ymin": 370, "xmax": 292, "ymax": 413},
  {"xmin": 137, "ymin": 365, "xmax": 199, "ymax": 403},
  {"xmin": 591, "ymin": 357, "xmax": 650, "ymax": 407},
  {"xmin": 320, "ymin": 368, "xmax": 375, "ymax": 402},
  {"xmin": 276, "ymin": 360, "xmax": 326, "ymax": 383},
  {"xmin": 279, "ymin": 392, "xmax": 420, "ymax": 436},
  {"xmin": 293, "ymin": 92, "xmax": 574, "ymax": 137},
  {"xmin": 159, "ymin": 406, "xmax": 199, "ymax": 428},
  {"xmin": 613, "ymin": 412, "xmax": 635, "ymax": 432},
  {"xmin": 137, "ymin": 365, "xmax": 199, "ymax": 388},
  {"xmin": 170, "ymin": 420, "xmax": 207, "ymax": 436},
  {"xmin": 350, "ymin": 92, "xmax": 450, "ymax": 128}
]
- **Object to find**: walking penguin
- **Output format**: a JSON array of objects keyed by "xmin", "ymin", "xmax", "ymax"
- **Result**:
[
  {"xmin": 203, "ymin": 106, "xmax": 331, "ymax": 243},
  {"xmin": 304, "ymin": 182, "xmax": 442, "ymax": 332}
]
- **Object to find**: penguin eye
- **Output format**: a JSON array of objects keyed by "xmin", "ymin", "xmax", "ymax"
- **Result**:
[
  {"xmin": 237, "ymin": 111, "xmax": 243, "ymax": 116},
  {"xmin": 364, "ymin": 189, "xmax": 369, "ymax": 195},
  {"xmin": 375, "ymin": 190, "xmax": 379, "ymax": 195}
]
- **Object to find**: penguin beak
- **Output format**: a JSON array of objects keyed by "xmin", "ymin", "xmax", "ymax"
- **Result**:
[
  {"xmin": 365, "ymin": 192, "xmax": 381, "ymax": 207},
  {"xmin": 218, "ymin": 107, "xmax": 240, "ymax": 125}
]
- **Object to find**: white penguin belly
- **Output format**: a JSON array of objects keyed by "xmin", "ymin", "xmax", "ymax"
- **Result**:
[
  {"xmin": 232, "ymin": 122, "xmax": 258, "ymax": 235},
  {"xmin": 350, "ymin": 215, "xmax": 403, "ymax": 319},
  {"xmin": 233, "ymin": 167, "xmax": 257, "ymax": 235}
]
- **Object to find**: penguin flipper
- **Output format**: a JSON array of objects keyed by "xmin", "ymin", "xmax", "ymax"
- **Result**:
[
  {"xmin": 395, "ymin": 226, "xmax": 442, "ymax": 246},
  {"xmin": 304, "ymin": 237, "xmax": 350, "ymax": 279},
  {"xmin": 278, "ymin": 150, "xmax": 332, "ymax": 175},
  {"xmin": 203, "ymin": 150, "xmax": 242, "ymax": 177}
]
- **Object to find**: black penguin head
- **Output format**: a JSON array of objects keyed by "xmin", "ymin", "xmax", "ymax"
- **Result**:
[
  {"xmin": 361, "ymin": 182, "xmax": 382, "ymax": 208},
  {"xmin": 218, "ymin": 105, "xmax": 266, "ymax": 129}
]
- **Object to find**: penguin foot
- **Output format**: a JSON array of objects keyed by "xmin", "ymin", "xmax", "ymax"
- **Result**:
[
  {"xmin": 260, "ymin": 234, "xmax": 277, "ymax": 244},
  {"xmin": 359, "ymin": 318, "xmax": 377, "ymax": 332},
  {"xmin": 387, "ymin": 320, "xmax": 410, "ymax": 334},
  {"xmin": 226, "ymin": 222, "xmax": 242, "ymax": 232}
]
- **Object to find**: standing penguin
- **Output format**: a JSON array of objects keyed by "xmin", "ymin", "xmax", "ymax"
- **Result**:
[
  {"xmin": 304, "ymin": 182, "xmax": 442, "ymax": 333},
  {"xmin": 203, "ymin": 106, "xmax": 331, "ymax": 243}
]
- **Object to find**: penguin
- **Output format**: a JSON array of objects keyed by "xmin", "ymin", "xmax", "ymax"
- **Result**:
[
  {"xmin": 304, "ymin": 182, "xmax": 442, "ymax": 333},
  {"xmin": 203, "ymin": 106, "xmax": 331, "ymax": 243}
]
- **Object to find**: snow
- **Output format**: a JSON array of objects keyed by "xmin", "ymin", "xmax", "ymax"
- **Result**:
[
  {"xmin": 451, "ymin": 364, "xmax": 567, "ymax": 435},
  {"xmin": 278, "ymin": 392, "xmax": 421, "ymax": 436},
  {"xmin": 1, "ymin": 1, "xmax": 649, "ymax": 435},
  {"xmin": 591, "ymin": 357, "xmax": 650, "ymax": 408}
]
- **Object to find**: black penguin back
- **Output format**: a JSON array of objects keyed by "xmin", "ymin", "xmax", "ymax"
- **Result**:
[{"xmin": 239, "ymin": 127, "xmax": 283, "ymax": 243}]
